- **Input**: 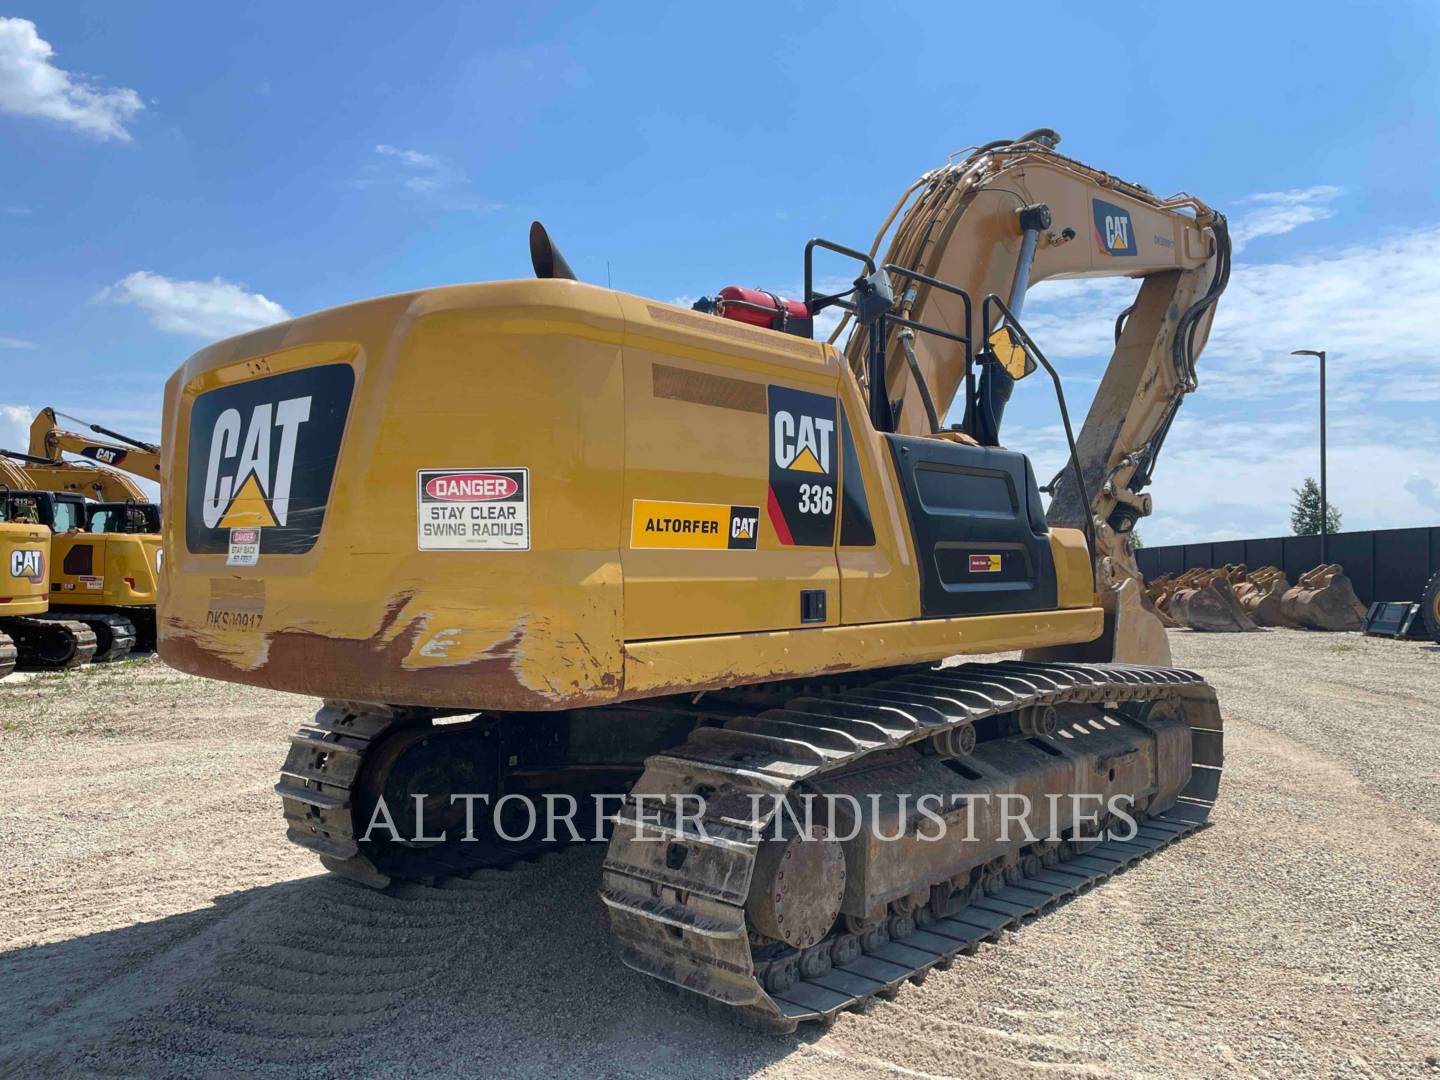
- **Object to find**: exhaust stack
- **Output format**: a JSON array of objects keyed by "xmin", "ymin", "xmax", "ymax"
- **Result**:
[{"xmin": 529, "ymin": 221, "xmax": 576, "ymax": 281}]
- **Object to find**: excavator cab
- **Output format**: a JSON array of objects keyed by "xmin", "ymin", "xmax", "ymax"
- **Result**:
[
  {"xmin": 0, "ymin": 488, "xmax": 97, "ymax": 673},
  {"xmin": 86, "ymin": 501, "xmax": 162, "ymax": 535}
]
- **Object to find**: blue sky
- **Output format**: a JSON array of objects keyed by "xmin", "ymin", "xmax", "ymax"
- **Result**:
[{"xmin": 2, "ymin": 2, "xmax": 1439, "ymax": 543}]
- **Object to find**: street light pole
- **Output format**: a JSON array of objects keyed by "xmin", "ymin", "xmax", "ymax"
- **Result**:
[{"xmin": 1291, "ymin": 349, "xmax": 1328, "ymax": 562}]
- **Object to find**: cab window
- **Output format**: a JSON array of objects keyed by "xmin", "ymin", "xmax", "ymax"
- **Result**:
[
  {"xmin": 52, "ymin": 501, "xmax": 80, "ymax": 532},
  {"xmin": 2, "ymin": 496, "xmax": 43, "ymax": 525}
]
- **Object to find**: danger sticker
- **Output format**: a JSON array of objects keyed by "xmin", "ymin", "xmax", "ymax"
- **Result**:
[
  {"xmin": 227, "ymin": 528, "xmax": 260, "ymax": 567},
  {"xmin": 630, "ymin": 500, "xmax": 759, "ymax": 550},
  {"xmin": 969, "ymin": 554, "xmax": 1002, "ymax": 573},
  {"xmin": 418, "ymin": 469, "xmax": 529, "ymax": 551}
]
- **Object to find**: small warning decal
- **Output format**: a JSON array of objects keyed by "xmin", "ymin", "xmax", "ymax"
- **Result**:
[
  {"xmin": 227, "ymin": 527, "xmax": 261, "ymax": 567},
  {"xmin": 630, "ymin": 500, "xmax": 760, "ymax": 550},
  {"xmin": 969, "ymin": 554, "xmax": 1002, "ymax": 573},
  {"xmin": 418, "ymin": 469, "xmax": 529, "ymax": 551}
]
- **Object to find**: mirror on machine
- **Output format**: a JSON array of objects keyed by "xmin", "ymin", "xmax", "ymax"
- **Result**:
[{"xmin": 987, "ymin": 325, "xmax": 1036, "ymax": 380}]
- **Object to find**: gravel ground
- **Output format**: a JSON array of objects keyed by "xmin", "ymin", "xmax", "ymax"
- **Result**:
[{"xmin": 0, "ymin": 630, "xmax": 1437, "ymax": 1078}]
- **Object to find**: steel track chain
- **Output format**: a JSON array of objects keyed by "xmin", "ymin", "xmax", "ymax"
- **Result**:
[
  {"xmin": 600, "ymin": 659, "xmax": 1224, "ymax": 1032},
  {"xmin": 9, "ymin": 616, "xmax": 98, "ymax": 670},
  {"xmin": 71, "ymin": 613, "xmax": 137, "ymax": 663},
  {"xmin": 274, "ymin": 702, "xmax": 557, "ymax": 888},
  {"xmin": 271, "ymin": 660, "xmax": 1223, "ymax": 1034}
]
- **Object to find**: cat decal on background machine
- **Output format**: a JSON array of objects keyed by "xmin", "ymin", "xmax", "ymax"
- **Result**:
[{"xmin": 158, "ymin": 130, "xmax": 1230, "ymax": 1030}]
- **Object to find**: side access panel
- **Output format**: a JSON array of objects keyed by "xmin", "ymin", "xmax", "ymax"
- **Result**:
[
  {"xmin": 615, "ymin": 297, "xmax": 841, "ymax": 641},
  {"xmin": 886, "ymin": 435, "xmax": 1056, "ymax": 616}
]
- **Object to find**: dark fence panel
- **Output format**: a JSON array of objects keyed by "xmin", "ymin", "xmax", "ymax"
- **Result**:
[
  {"xmin": 1183, "ymin": 543, "xmax": 1214, "ymax": 570},
  {"xmin": 1136, "ymin": 524, "xmax": 1440, "ymax": 606},
  {"xmin": 1328, "ymin": 532, "xmax": 1374, "ymax": 603},
  {"xmin": 1212, "ymin": 539, "xmax": 1246, "ymax": 567},
  {"xmin": 1245, "ymin": 536, "xmax": 1284, "ymax": 571}
]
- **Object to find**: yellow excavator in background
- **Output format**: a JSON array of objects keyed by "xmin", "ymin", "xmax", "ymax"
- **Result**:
[
  {"xmin": 28, "ymin": 407, "xmax": 163, "ymax": 486},
  {"xmin": 159, "ymin": 130, "xmax": 1229, "ymax": 1031},
  {"xmin": 0, "ymin": 444, "xmax": 161, "ymax": 657},
  {"xmin": 0, "ymin": 456, "xmax": 97, "ymax": 675}
]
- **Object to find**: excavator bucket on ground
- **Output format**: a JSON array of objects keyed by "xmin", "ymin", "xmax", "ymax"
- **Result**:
[
  {"xmin": 1149, "ymin": 579, "xmax": 1182, "ymax": 628},
  {"xmin": 1167, "ymin": 571, "xmax": 1258, "ymax": 632},
  {"xmin": 1234, "ymin": 566, "xmax": 1291, "ymax": 628},
  {"xmin": 1280, "ymin": 564, "xmax": 1366, "ymax": 631}
]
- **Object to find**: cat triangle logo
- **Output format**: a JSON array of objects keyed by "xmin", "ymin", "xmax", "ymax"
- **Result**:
[
  {"xmin": 734, "ymin": 521, "xmax": 753, "ymax": 539},
  {"xmin": 217, "ymin": 472, "xmax": 279, "ymax": 529},
  {"xmin": 787, "ymin": 446, "xmax": 825, "ymax": 473}
]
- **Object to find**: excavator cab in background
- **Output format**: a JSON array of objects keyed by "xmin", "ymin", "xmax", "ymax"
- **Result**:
[
  {"xmin": 159, "ymin": 131, "xmax": 1229, "ymax": 1032},
  {"xmin": 86, "ymin": 501, "xmax": 162, "ymax": 536},
  {"xmin": 0, "ymin": 474, "xmax": 98, "ymax": 675}
]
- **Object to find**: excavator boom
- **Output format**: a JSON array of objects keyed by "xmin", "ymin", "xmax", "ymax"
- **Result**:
[
  {"xmin": 0, "ymin": 448, "xmax": 150, "ymax": 503},
  {"xmin": 835, "ymin": 131, "xmax": 1228, "ymax": 663}
]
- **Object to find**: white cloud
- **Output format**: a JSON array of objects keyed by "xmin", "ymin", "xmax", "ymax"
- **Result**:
[
  {"xmin": 1204, "ymin": 227, "xmax": 1440, "ymax": 401},
  {"xmin": 358, "ymin": 144, "xmax": 494, "ymax": 210},
  {"xmin": 1027, "ymin": 224, "xmax": 1440, "ymax": 401},
  {"xmin": 0, "ymin": 403, "xmax": 31, "ymax": 452},
  {"xmin": 99, "ymin": 271, "xmax": 290, "ymax": 338},
  {"xmin": 1012, "ymin": 217, "xmax": 1440, "ymax": 543},
  {"xmin": 1231, "ymin": 185, "xmax": 1341, "ymax": 248},
  {"xmin": 1014, "ymin": 277, "xmax": 1136, "ymax": 364},
  {"xmin": 0, "ymin": 18, "xmax": 142, "ymax": 141},
  {"xmin": 1405, "ymin": 474, "xmax": 1440, "ymax": 513},
  {"xmin": 0, "ymin": 335, "xmax": 37, "ymax": 349},
  {"xmin": 376, "ymin": 143, "xmax": 437, "ymax": 168}
]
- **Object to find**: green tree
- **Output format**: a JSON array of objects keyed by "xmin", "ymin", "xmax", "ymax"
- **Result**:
[
  {"xmin": 1290, "ymin": 477, "xmax": 1342, "ymax": 535},
  {"xmin": 1128, "ymin": 530, "xmax": 1145, "ymax": 549}
]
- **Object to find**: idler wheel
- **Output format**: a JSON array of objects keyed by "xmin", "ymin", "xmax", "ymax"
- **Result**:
[{"xmin": 745, "ymin": 828, "xmax": 845, "ymax": 949}]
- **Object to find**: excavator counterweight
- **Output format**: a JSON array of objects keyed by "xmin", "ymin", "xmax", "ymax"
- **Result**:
[{"xmin": 158, "ymin": 131, "xmax": 1228, "ymax": 1031}]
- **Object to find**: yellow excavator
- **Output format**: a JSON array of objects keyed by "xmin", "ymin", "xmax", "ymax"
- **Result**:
[
  {"xmin": 0, "ymin": 456, "xmax": 98, "ymax": 675},
  {"xmin": 159, "ymin": 130, "xmax": 1228, "ymax": 1031},
  {"xmin": 1, "ymin": 432, "xmax": 162, "ymax": 657},
  {"xmin": 28, "ymin": 407, "xmax": 163, "ymax": 485}
]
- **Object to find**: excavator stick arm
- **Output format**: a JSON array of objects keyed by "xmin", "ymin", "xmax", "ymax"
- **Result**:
[{"xmin": 29, "ymin": 406, "xmax": 163, "ymax": 483}]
